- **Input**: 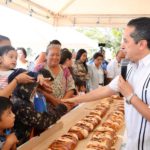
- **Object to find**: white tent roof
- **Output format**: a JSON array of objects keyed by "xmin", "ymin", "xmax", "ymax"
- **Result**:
[
  {"xmin": 0, "ymin": 5, "xmax": 98, "ymax": 51},
  {"xmin": 0, "ymin": 0, "xmax": 150, "ymax": 27},
  {"xmin": 52, "ymin": 28, "xmax": 98, "ymax": 49}
]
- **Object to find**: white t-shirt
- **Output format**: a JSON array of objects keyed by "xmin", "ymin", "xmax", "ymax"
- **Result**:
[
  {"xmin": 109, "ymin": 54, "xmax": 150, "ymax": 150},
  {"xmin": 16, "ymin": 61, "xmax": 34, "ymax": 71},
  {"xmin": 88, "ymin": 64, "xmax": 104, "ymax": 90},
  {"xmin": 107, "ymin": 58, "xmax": 121, "ymax": 79}
]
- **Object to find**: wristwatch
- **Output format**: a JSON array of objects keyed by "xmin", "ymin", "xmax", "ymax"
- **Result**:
[{"xmin": 124, "ymin": 93, "xmax": 135, "ymax": 104}]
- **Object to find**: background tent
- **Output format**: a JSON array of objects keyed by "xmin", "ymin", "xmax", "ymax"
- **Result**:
[
  {"xmin": 52, "ymin": 27, "xmax": 98, "ymax": 49},
  {"xmin": 0, "ymin": 0, "xmax": 150, "ymax": 27},
  {"xmin": 0, "ymin": 5, "xmax": 98, "ymax": 53}
]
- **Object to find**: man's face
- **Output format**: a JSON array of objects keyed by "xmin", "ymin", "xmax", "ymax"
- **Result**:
[
  {"xmin": 0, "ymin": 108, "xmax": 15, "ymax": 129},
  {"xmin": 122, "ymin": 26, "xmax": 140, "ymax": 62}
]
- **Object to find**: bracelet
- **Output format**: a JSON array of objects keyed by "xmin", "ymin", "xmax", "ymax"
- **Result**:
[
  {"xmin": 124, "ymin": 93, "xmax": 136, "ymax": 104},
  {"xmin": 14, "ymin": 78, "xmax": 19, "ymax": 84}
]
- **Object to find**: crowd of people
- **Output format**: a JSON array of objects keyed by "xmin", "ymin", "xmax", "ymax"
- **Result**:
[{"xmin": 0, "ymin": 17, "xmax": 150, "ymax": 150}]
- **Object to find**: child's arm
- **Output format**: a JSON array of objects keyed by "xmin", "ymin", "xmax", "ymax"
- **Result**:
[
  {"xmin": 0, "ymin": 79, "xmax": 17, "ymax": 98},
  {"xmin": 2, "ymin": 133, "xmax": 18, "ymax": 150},
  {"xmin": 0, "ymin": 72, "xmax": 34, "ymax": 98}
]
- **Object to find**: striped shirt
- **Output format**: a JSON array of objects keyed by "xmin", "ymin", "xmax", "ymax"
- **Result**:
[
  {"xmin": 0, "ymin": 70, "xmax": 13, "ymax": 89},
  {"xmin": 109, "ymin": 54, "xmax": 150, "ymax": 150}
]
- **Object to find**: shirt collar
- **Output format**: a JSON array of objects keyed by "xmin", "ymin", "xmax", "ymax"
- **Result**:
[
  {"xmin": 138, "ymin": 53, "xmax": 150, "ymax": 67},
  {"xmin": 93, "ymin": 63, "xmax": 99, "ymax": 69},
  {"xmin": 130, "ymin": 53, "xmax": 150, "ymax": 68}
]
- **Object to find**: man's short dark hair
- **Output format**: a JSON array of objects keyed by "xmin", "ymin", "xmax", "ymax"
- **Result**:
[
  {"xmin": 128, "ymin": 17, "xmax": 150, "ymax": 49},
  {"xmin": 0, "ymin": 97, "xmax": 12, "ymax": 120}
]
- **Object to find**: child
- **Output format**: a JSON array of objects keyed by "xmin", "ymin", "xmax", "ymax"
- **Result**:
[
  {"xmin": 74, "ymin": 77, "xmax": 86, "ymax": 95},
  {"xmin": 0, "ymin": 45, "xmax": 47, "ymax": 91},
  {"xmin": 0, "ymin": 97, "xmax": 18, "ymax": 150}
]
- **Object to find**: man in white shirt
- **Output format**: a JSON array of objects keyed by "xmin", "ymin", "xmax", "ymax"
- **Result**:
[
  {"xmin": 63, "ymin": 17, "xmax": 150, "ymax": 150},
  {"xmin": 107, "ymin": 50, "xmax": 125, "ymax": 82}
]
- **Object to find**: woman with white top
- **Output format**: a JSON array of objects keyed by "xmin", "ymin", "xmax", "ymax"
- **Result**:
[
  {"xmin": 88, "ymin": 52, "xmax": 104, "ymax": 91},
  {"xmin": 16, "ymin": 47, "xmax": 34, "ymax": 70}
]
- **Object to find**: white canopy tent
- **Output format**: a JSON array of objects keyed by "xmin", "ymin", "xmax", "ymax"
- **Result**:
[
  {"xmin": 0, "ymin": 0, "xmax": 150, "ymax": 27},
  {"xmin": 52, "ymin": 28, "xmax": 98, "ymax": 49},
  {"xmin": 0, "ymin": 5, "xmax": 98, "ymax": 52}
]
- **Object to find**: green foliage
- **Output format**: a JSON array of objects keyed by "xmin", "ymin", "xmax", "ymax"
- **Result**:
[
  {"xmin": 26, "ymin": 47, "xmax": 36, "ymax": 60},
  {"xmin": 77, "ymin": 27, "xmax": 123, "ymax": 58}
]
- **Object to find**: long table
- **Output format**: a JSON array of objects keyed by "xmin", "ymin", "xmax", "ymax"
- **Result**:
[{"xmin": 18, "ymin": 98, "xmax": 125, "ymax": 150}]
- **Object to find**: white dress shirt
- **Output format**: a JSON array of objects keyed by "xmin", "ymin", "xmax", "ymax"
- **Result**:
[
  {"xmin": 107, "ymin": 58, "xmax": 121, "ymax": 79},
  {"xmin": 88, "ymin": 64, "xmax": 104, "ymax": 90},
  {"xmin": 109, "ymin": 54, "xmax": 150, "ymax": 150}
]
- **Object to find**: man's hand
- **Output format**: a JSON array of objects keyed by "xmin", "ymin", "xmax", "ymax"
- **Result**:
[
  {"xmin": 61, "ymin": 98, "xmax": 77, "ymax": 111},
  {"xmin": 61, "ymin": 98, "xmax": 76, "ymax": 104},
  {"xmin": 118, "ymin": 75, "xmax": 134, "ymax": 97},
  {"xmin": 63, "ymin": 102, "xmax": 76, "ymax": 111}
]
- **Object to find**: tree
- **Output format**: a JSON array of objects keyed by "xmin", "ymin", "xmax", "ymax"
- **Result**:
[{"xmin": 77, "ymin": 27, "xmax": 123, "ymax": 58}]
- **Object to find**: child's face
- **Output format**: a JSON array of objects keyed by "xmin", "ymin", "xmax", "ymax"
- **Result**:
[
  {"xmin": 0, "ymin": 108, "xmax": 15, "ymax": 129},
  {"xmin": 80, "ymin": 85, "xmax": 86, "ymax": 92},
  {"xmin": 0, "ymin": 50, "xmax": 17, "ymax": 70}
]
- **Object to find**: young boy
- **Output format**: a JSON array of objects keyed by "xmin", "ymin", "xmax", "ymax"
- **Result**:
[{"xmin": 0, "ymin": 97, "xmax": 18, "ymax": 150}]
